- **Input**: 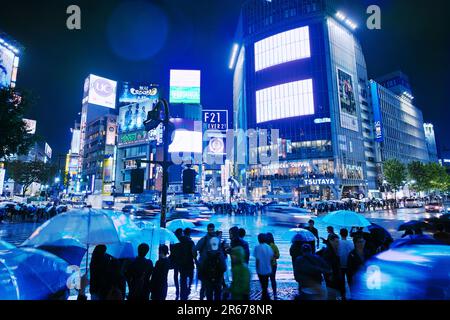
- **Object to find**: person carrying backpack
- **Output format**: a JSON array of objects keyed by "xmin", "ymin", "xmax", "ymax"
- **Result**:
[{"xmin": 200, "ymin": 236, "xmax": 227, "ymax": 301}]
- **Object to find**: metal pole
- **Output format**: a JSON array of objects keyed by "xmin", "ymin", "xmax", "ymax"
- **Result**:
[{"xmin": 160, "ymin": 99, "xmax": 170, "ymax": 229}]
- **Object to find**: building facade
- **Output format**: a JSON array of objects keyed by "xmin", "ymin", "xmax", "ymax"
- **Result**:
[
  {"xmin": 231, "ymin": 0, "xmax": 373, "ymax": 201},
  {"xmin": 370, "ymin": 73, "xmax": 430, "ymax": 174},
  {"xmin": 423, "ymin": 123, "xmax": 438, "ymax": 163},
  {"xmin": 81, "ymin": 114, "xmax": 117, "ymax": 195}
]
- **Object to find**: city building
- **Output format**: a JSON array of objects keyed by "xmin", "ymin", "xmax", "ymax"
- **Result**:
[
  {"xmin": 81, "ymin": 114, "xmax": 117, "ymax": 195},
  {"xmin": 64, "ymin": 123, "xmax": 82, "ymax": 195},
  {"xmin": 370, "ymin": 72, "xmax": 430, "ymax": 177},
  {"xmin": 230, "ymin": 0, "xmax": 373, "ymax": 201},
  {"xmin": 423, "ymin": 123, "xmax": 438, "ymax": 163},
  {"xmin": 115, "ymin": 82, "xmax": 160, "ymax": 195},
  {"xmin": 439, "ymin": 147, "xmax": 450, "ymax": 175}
]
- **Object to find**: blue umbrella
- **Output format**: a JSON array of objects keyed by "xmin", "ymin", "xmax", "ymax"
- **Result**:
[
  {"xmin": 351, "ymin": 245, "xmax": 450, "ymax": 300},
  {"xmin": 36, "ymin": 238, "xmax": 87, "ymax": 266},
  {"xmin": 0, "ymin": 247, "xmax": 70, "ymax": 300},
  {"xmin": 319, "ymin": 210, "xmax": 371, "ymax": 227},
  {"xmin": 0, "ymin": 240, "xmax": 15, "ymax": 250}
]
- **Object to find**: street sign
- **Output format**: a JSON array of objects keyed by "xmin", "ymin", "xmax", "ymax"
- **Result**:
[{"xmin": 202, "ymin": 110, "xmax": 228, "ymax": 131}]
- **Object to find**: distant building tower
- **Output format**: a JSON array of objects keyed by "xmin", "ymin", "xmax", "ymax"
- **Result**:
[{"xmin": 423, "ymin": 123, "xmax": 438, "ymax": 163}]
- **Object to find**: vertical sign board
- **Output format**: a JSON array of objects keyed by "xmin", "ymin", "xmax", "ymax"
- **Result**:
[
  {"xmin": 337, "ymin": 68, "xmax": 359, "ymax": 132},
  {"xmin": 0, "ymin": 168, "xmax": 5, "ymax": 195},
  {"xmin": 370, "ymin": 81, "xmax": 384, "ymax": 142}
]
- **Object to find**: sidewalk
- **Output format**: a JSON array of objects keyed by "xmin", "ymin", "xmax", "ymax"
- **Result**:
[{"xmin": 165, "ymin": 280, "xmax": 299, "ymax": 301}]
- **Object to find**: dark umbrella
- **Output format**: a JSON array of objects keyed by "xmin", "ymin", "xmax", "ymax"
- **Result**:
[
  {"xmin": 398, "ymin": 221, "xmax": 427, "ymax": 231},
  {"xmin": 391, "ymin": 235, "xmax": 443, "ymax": 248},
  {"xmin": 368, "ymin": 223, "xmax": 393, "ymax": 243}
]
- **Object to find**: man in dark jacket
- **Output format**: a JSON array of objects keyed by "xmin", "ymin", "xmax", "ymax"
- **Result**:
[
  {"xmin": 150, "ymin": 245, "xmax": 170, "ymax": 300},
  {"xmin": 305, "ymin": 220, "xmax": 320, "ymax": 249},
  {"xmin": 201, "ymin": 236, "xmax": 227, "ymax": 301},
  {"xmin": 178, "ymin": 228, "xmax": 196, "ymax": 300},
  {"xmin": 125, "ymin": 243, "xmax": 153, "ymax": 300},
  {"xmin": 294, "ymin": 244, "xmax": 331, "ymax": 300},
  {"xmin": 321, "ymin": 234, "xmax": 344, "ymax": 300},
  {"xmin": 89, "ymin": 244, "xmax": 114, "ymax": 300},
  {"xmin": 347, "ymin": 236, "xmax": 372, "ymax": 288},
  {"xmin": 228, "ymin": 226, "xmax": 250, "ymax": 264},
  {"xmin": 170, "ymin": 228, "xmax": 183, "ymax": 300},
  {"xmin": 194, "ymin": 223, "xmax": 217, "ymax": 300}
]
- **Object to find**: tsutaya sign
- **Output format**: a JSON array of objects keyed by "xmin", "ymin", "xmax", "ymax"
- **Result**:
[{"xmin": 303, "ymin": 178, "xmax": 336, "ymax": 186}]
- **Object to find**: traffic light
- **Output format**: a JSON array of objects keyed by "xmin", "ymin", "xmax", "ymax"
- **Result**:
[
  {"xmin": 130, "ymin": 168, "xmax": 145, "ymax": 194},
  {"xmin": 144, "ymin": 102, "xmax": 162, "ymax": 131},
  {"xmin": 182, "ymin": 167, "xmax": 197, "ymax": 194}
]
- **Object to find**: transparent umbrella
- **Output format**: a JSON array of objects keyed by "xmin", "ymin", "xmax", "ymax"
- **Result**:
[
  {"xmin": 0, "ymin": 247, "xmax": 70, "ymax": 300},
  {"xmin": 282, "ymin": 228, "xmax": 316, "ymax": 242},
  {"xmin": 0, "ymin": 240, "xmax": 15, "ymax": 251},
  {"xmin": 22, "ymin": 208, "xmax": 143, "ymax": 271},
  {"xmin": 166, "ymin": 219, "xmax": 196, "ymax": 232}
]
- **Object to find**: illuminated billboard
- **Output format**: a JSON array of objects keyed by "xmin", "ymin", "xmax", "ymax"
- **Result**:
[
  {"xmin": 118, "ymin": 99, "xmax": 159, "ymax": 134},
  {"xmin": 169, "ymin": 70, "xmax": 201, "ymax": 104},
  {"xmin": 337, "ymin": 68, "xmax": 359, "ymax": 132},
  {"xmin": 168, "ymin": 119, "xmax": 203, "ymax": 153},
  {"xmin": 85, "ymin": 74, "xmax": 117, "ymax": 109},
  {"xmin": 0, "ymin": 168, "xmax": 5, "ymax": 195},
  {"xmin": 23, "ymin": 119, "xmax": 36, "ymax": 135},
  {"xmin": 118, "ymin": 82, "xmax": 159, "ymax": 104},
  {"xmin": 256, "ymin": 79, "xmax": 314, "ymax": 123},
  {"xmin": 0, "ymin": 42, "xmax": 17, "ymax": 88},
  {"xmin": 254, "ymin": 26, "xmax": 310, "ymax": 72},
  {"xmin": 370, "ymin": 81, "xmax": 384, "ymax": 142},
  {"xmin": 45, "ymin": 143, "xmax": 52, "ymax": 159}
]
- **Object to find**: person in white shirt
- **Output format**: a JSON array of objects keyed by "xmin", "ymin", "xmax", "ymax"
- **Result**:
[
  {"xmin": 253, "ymin": 233, "xmax": 274, "ymax": 300},
  {"xmin": 338, "ymin": 228, "xmax": 354, "ymax": 300}
]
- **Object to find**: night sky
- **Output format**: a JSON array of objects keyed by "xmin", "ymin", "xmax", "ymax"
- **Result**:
[{"xmin": 0, "ymin": 0, "xmax": 449, "ymax": 157}]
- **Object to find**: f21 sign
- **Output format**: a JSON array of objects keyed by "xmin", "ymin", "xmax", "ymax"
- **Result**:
[{"xmin": 202, "ymin": 110, "xmax": 228, "ymax": 131}]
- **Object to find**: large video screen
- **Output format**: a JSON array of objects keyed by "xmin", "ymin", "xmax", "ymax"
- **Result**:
[
  {"xmin": 118, "ymin": 82, "xmax": 159, "ymax": 105},
  {"xmin": 254, "ymin": 26, "xmax": 310, "ymax": 72},
  {"xmin": 118, "ymin": 99, "xmax": 158, "ymax": 134},
  {"xmin": 85, "ymin": 74, "xmax": 117, "ymax": 109},
  {"xmin": 0, "ymin": 43, "xmax": 15, "ymax": 88},
  {"xmin": 168, "ymin": 118, "xmax": 203, "ymax": 153},
  {"xmin": 169, "ymin": 70, "xmax": 201, "ymax": 104},
  {"xmin": 256, "ymin": 79, "xmax": 314, "ymax": 123}
]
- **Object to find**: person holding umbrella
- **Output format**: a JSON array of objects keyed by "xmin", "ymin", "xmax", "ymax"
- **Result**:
[
  {"xmin": 321, "ymin": 234, "xmax": 344, "ymax": 300},
  {"xmin": 294, "ymin": 243, "xmax": 331, "ymax": 300},
  {"xmin": 125, "ymin": 243, "xmax": 154, "ymax": 301},
  {"xmin": 89, "ymin": 244, "xmax": 114, "ymax": 300}
]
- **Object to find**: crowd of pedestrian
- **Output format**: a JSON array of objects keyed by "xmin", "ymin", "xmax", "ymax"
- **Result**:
[{"xmin": 0, "ymin": 202, "xmax": 66, "ymax": 223}]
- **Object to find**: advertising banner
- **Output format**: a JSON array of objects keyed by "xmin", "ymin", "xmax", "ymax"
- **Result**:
[
  {"xmin": 45, "ymin": 143, "xmax": 52, "ymax": 159},
  {"xmin": 118, "ymin": 130, "xmax": 148, "ymax": 147},
  {"xmin": 370, "ymin": 81, "xmax": 384, "ymax": 142},
  {"xmin": 0, "ymin": 44, "xmax": 15, "ymax": 88},
  {"xmin": 337, "ymin": 68, "xmax": 359, "ymax": 132},
  {"xmin": 86, "ymin": 74, "xmax": 117, "ymax": 109},
  {"xmin": 169, "ymin": 70, "xmax": 201, "ymax": 104},
  {"xmin": 106, "ymin": 120, "xmax": 117, "ymax": 146},
  {"xmin": 23, "ymin": 119, "xmax": 37, "ymax": 135},
  {"xmin": 118, "ymin": 99, "xmax": 158, "ymax": 134},
  {"xmin": 202, "ymin": 110, "xmax": 228, "ymax": 131},
  {"xmin": 0, "ymin": 168, "xmax": 5, "ymax": 195},
  {"xmin": 118, "ymin": 82, "xmax": 159, "ymax": 105}
]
